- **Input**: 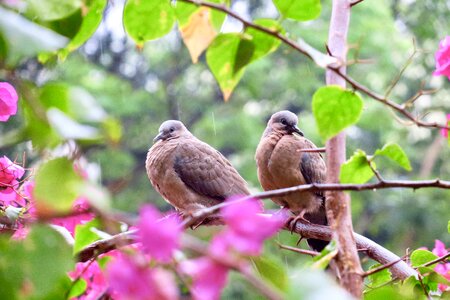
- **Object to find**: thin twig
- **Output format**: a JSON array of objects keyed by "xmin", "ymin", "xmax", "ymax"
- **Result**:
[
  {"xmin": 299, "ymin": 147, "xmax": 326, "ymax": 153},
  {"xmin": 384, "ymin": 42, "xmax": 418, "ymax": 98},
  {"xmin": 277, "ymin": 242, "xmax": 319, "ymax": 256},
  {"xmin": 350, "ymin": 0, "xmax": 365, "ymax": 7},
  {"xmin": 421, "ymin": 252, "xmax": 450, "ymax": 267},
  {"xmin": 362, "ymin": 254, "xmax": 409, "ymax": 278},
  {"xmin": 417, "ymin": 274, "xmax": 432, "ymax": 300}
]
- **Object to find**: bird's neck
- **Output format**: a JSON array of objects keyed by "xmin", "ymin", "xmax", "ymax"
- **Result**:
[{"xmin": 263, "ymin": 127, "xmax": 285, "ymax": 140}]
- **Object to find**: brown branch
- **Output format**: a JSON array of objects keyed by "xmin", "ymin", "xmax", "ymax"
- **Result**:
[
  {"xmin": 299, "ymin": 147, "xmax": 326, "ymax": 153},
  {"xmin": 179, "ymin": 0, "xmax": 449, "ymax": 131},
  {"xmin": 286, "ymin": 220, "xmax": 417, "ymax": 279},
  {"xmin": 180, "ymin": 178, "xmax": 450, "ymax": 228},
  {"xmin": 362, "ymin": 254, "xmax": 409, "ymax": 278},
  {"xmin": 421, "ymin": 252, "xmax": 450, "ymax": 267},
  {"xmin": 350, "ymin": 0, "xmax": 365, "ymax": 7},
  {"xmin": 277, "ymin": 243, "xmax": 319, "ymax": 256}
]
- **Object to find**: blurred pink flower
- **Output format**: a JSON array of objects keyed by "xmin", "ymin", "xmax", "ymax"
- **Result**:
[
  {"xmin": 69, "ymin": 260, "xmax": 107, "ymax": 300},
  {"xmin": 432, "ymin": 240, "xmax": 450, "ymax": 292},
  {"xmin": 107, "ymin": 255, "xmax": 178, "ymax": 300},
  {"xmin": 433, "ymin": 36, "xmax": 450, "ymax": 80},
  {"xmin": 137, "ymin": 205, "xmax": 181, "ymax": 263},
  {"xmin": 52, "ymin": 198, "xmax": 94, "ymax": 236},
  {"xmin": 0, "ymin": 82, "xmax": 18, "ymax": 122},
  {"xmin": 179, "ymin": 257, "xmax": 228, "ymax": 300},
  {"xmin": 216, "ymin": 197, "xmax": 286, "ymax": 256},
  {"xmin": 441, "ymin": 114, "xmax": 450, "ymax": 138}
]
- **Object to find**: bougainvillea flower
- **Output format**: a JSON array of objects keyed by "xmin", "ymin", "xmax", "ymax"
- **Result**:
[
  {"xmin": 0, "ymin": 82, "xmax": 18, "ymax": 122},
  {"xmin": 433, "ymin": 36, "xmax": 450, "ymax": 80},
  {"xmin": 107, "ymin": 255, "xmax": 178, "ymax": 300},
  {"xmin": 179, "ymin": 257, "xmax": 229, "ymax": 300},
  {"xmin": 216, "ymin": 197, "xmax": 287, "ymax": 256},
  {"xmin": 0, "ymin": 156, "xmax": 24, "ymax": 186},
  {"xmin": 137, "ymin": 205, "xmax": 182, "ymax": 263},
  {"xmin": 69, "ymin": 260, "xmax": 108, "ymax": 300},
  {"xmin": 52, "ymin": 198, "xmax": 94, "ymax": 236},
  {"xmin": 431, "ymin": 240, "xmax": 450, "ymax": 292}
]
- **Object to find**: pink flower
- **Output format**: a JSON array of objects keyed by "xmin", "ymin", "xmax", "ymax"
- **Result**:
[
  {"xmin": 431, "ymin": 240, "xmax": 450, "ymax": 292},
  {"xmin": 441, "ymin": 114, "xmax": 450, "ymax": 138},
  {"xmin": 432, "ymin": 240, "xmax": 448, "ymax": 257},
  {"xmin": 52, "ymin": 198, "xmax": 94, "ymax": 236},
  {"xmin": 107, "ymin": 255, "xmax": 178, "ymax": 300},
  {"xmin": 137, "ymin": 205, "xmax": 182, "ymax": 263},
  {"xmin": 69, "ymin": 260, "xmax": 108, "ymax": 300},
  {"xmin": 0, "ymin": 82, "xmax": 18, "ymax": 122},
  {"xmin": 0, "ymin": 156, "xmax": 24, "ymax": 185},
  {"xmin": 215, "ymin": 197, "xmax": 286, "ymax": 256},
  {"xmin": 433, "ymin": 36, "xmax": 450, "ymax": 80},
  {"xmin": 179, "ymin": 257, "xmax": 228, "ymax": 300}
]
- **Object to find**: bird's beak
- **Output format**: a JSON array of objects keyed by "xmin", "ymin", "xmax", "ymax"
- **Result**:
[
  {"xmin": 291, "ymin": 125, "xmax": 304, "ymax": 136},
  {"xmin": 153, "ymin": 132, "xmax": 164, "ymax": 143}
]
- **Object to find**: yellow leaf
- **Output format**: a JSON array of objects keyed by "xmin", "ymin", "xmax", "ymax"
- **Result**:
[{"xmin": 180, "ymin": 8, "xmax": 217, "ymax": 63}]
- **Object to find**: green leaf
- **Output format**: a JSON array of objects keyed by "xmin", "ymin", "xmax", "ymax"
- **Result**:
[
  {"xmin": 0, "ymin": 225, "xmax": 74, "ymax": 299},
  {"xmin": 25, "ymin": 0, "xmax": 82, "ymax": 21},
  {"xmin": 367, "ymin": 263, "xmax": 392, "ymax": 287},
  {"xmin": 34, "ymin": 157, "xmax": 83, "ymax": 213},
  {"xmin": 448, "ymin": 220, "xmax": 450, "ymax": 233},
  {"xmin": 311, "ymin": 240, "xmax": 338, "ymax": 270},
  {"xmin": 273, "ymin": 0, "xmax": 321, "ymax": 21},
  {"xmin": 73, "ymin": 218, "xmax": 102, "ymax": 254},
  {"xmin": 64, "ymin": 0, "xmax": 107, "ymax": 53},
  {"xmin": 0, "ymin": 7, "xmax": 68, "ymax": 66},
  {"xmin": 233, "ymin": 38, "xmax": 255, "ymax": 74},
  {"xmin": 206, "ymin": 33, "xmax": 247, "ymax": 101},
  {"xmin": 410, "ymin": 249, "xmax": 438, "ymax": 268},
  {"xmin": 374, "ymin": 143, "xmax": 412, "ymax": 171},
  {"xmin": 244, "ymin": 19, "xmax": 284, "ymax": 63},
  {"xmin": 67, "ymin": 278, "xmax": 87, "ymax": 298},
  {"xmin": 312, "ymin": 85, "xmax": 363, "ymax": 141},
  {"xmin": 340, "ymin": 150, "xmax": 375, "ymax": 184},
  {"xmin": 123, "ymin": 0, "xmax": 176, "ymax": 45},
  {"xmin": 251, "ymin": 255, "xmax": 288, "ymax": 292}
]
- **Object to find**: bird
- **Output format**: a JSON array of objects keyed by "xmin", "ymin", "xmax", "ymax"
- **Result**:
[
  {"xmin": 146, "ymin": 120, "xmax": 251, "ymax": 225},
  {"xmin": 255, "ymin": 110, "xmax": 328, "ymax": 251}
]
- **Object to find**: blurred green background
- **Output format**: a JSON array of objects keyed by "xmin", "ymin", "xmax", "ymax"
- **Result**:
[{"xmin": 0, "ymin": 0, "xmax": 449, "ymax": 269}]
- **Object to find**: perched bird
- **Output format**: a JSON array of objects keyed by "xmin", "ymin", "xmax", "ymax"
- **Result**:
[
  {"xmin": 146, "ymin": 120, "xmax": 250, "ymax": 224},
  {"xmin": 255, "ymin": 110, "xmax": 328, "ymax": 251}
]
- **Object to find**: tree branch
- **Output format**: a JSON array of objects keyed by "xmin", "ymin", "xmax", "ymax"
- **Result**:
[
  {"xmin": 362, "ymin": 254, "xmax": 409, "ymax": 278},
  {"xmin": 277, "ymin": 243, "xmax": 319, "ymax": 256},
  {"xmin": 77, "ymin": 219, "xmax": 418, "ymax": 280},
  {"xmin": 178, "ymin": 0, "xmax": 449, "ymax": 131}
]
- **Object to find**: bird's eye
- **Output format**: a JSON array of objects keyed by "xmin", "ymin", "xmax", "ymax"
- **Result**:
[
  {"xmin": 280, "ymin": 118, "xmax": 287, "ymax": 125},
  {"xmin": 169, "ymin": 127, "xmax": 175, "ymax": 132}
]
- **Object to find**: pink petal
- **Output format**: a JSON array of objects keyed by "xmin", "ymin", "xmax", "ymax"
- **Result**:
[
  {"xmin": 137, "ymin": 205, "xmax": 182, "ymax": 263},
  {"xmin": 0, "ymin": 82, "xmax": 18, "ymax": 122}
]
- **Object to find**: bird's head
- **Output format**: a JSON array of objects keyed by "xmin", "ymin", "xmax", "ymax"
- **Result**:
[
  {"xmin": 267, "ymin": 110, "xmax": 304, "ymax": 136},
  {"xmin": 153, "ymin": 120, "xmax": 190, "ymax": 143}
]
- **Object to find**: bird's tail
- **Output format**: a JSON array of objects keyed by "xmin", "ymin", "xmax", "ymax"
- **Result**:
[{"xmin": 304, "ymin": 200, "xmax": 329, "ymax": 252}]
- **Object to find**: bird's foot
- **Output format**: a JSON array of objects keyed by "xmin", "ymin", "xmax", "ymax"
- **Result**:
[{"xmin": 287, "ymin": 211, "xmax": 310, "ymax": 234}]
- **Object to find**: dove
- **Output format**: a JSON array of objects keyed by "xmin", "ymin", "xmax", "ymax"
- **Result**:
[{"xmin": 255, "ymin": 110, "xmax": 328, "ymax": 250}]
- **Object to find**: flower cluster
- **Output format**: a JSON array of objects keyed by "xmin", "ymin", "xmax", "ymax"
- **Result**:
[{"xmin": 100, "ymin": 198, "xmax": 285, "ymax": 300}]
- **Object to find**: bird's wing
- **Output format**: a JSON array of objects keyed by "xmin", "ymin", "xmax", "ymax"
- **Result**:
[
  {"xmin": 173, "ymin": 140, "xmax": 250, "ymax": 201},
  {"xmin": 298, "ymin": 138, "xmax": 327, "ymax": 198}
]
